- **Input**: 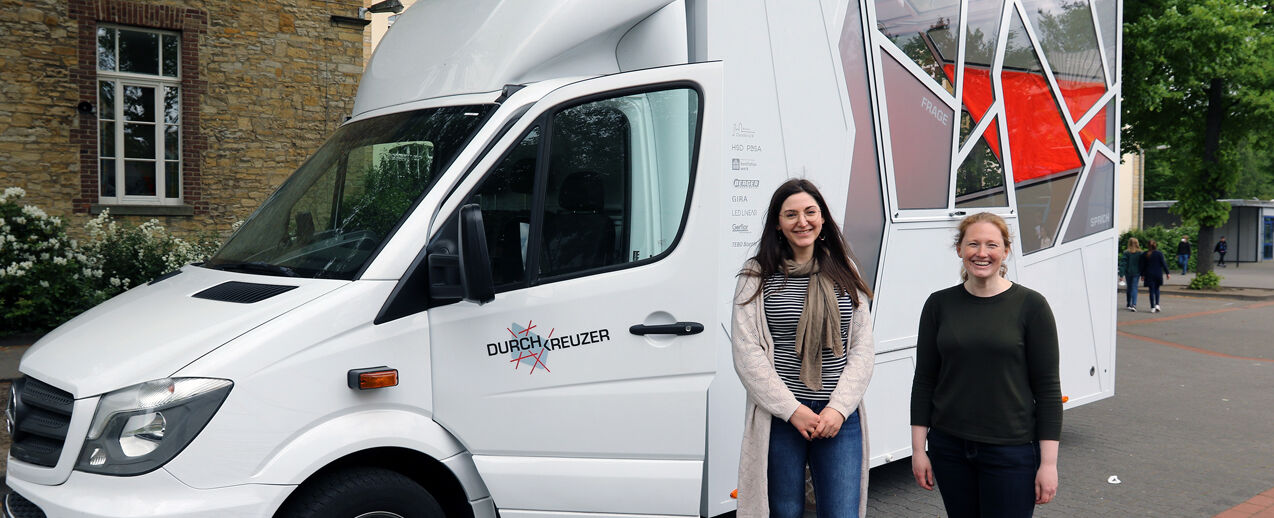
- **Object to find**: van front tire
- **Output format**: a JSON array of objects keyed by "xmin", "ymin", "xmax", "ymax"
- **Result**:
[{"xmin": 277, "ymin": 466, "xmax": 445, "ymax": 518}]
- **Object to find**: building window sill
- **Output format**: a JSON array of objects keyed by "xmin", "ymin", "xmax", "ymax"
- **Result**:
[{"xmin": 90, "ymin": 204, "xmax": 195, "ymax": 217}]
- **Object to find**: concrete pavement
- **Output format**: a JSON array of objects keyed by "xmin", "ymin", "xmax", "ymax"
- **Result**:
[{"xmin": 866, "ymin": 293, "xmax": 1274, "ymax": 517}]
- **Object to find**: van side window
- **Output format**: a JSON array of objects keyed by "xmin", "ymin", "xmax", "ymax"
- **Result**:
[
  {"xmin": 464, "ymin": 127, "xmax": 539, "ymax": 288},
  {"xmin": 539, "ymin": 88, "xmax": 699, "ymax": 279}
]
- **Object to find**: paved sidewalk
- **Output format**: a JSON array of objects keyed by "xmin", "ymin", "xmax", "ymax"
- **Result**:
[
  {"xmin": 1125, "ymin": 259, "xmax": 1274, "ymax": 301},
  {"xmin": 867, "ymin": 294, "xmax": 1274, "ymax": 517}
]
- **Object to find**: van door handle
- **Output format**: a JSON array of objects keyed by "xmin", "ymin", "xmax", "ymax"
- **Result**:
[{"xmin": 629, "ymin": 322, "xmax": 704, "ymax": 336}]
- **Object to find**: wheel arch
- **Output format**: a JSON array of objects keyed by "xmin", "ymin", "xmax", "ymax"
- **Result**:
[{"xmin": 275, "ymin": 447, "xmax": 475, "ymax": 518}]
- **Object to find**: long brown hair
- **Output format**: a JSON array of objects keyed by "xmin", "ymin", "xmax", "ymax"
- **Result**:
[
  {"xmin": 740, "ymin": 179, "xmax": 873, "ymax": 306},
  {"xmin": 954, "ymin": 212, "xmax": 1013, "ymax": 281}
]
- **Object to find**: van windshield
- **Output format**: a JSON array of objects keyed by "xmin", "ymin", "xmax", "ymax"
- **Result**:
[{"xmin": 205, "ymin": 105, "xmax": 494, "ymax": 279}]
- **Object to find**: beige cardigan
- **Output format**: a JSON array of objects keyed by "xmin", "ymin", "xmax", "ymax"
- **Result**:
[{"xmin": 731, "ymin": 260, "xmax": 874, "ymax": 517}]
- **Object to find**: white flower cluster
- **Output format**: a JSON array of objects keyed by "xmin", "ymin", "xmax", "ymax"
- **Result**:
[{"xmin": 0, "ymin": 187, "xmax": 26, "ymax": 203}]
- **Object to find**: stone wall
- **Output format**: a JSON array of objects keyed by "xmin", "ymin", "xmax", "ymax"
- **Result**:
[{"xmin": 0, "ymin": 0, "xmax": 366, "ymax": 238}]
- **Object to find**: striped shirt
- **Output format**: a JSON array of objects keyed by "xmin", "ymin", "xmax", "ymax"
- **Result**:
[{"xmin": 763, "ymin": 273, "xmax": 854, "ymax": 401}]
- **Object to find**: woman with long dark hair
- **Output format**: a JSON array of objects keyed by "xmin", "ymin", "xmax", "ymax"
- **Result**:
[
  {"xmin": 910, "ymin": 212, "xmax": 1062, "ymax": 517},
  {"xmin": 1140, "ymin": 239, "xmax": 1170, "ymax": 313},
  {"xmin": 731, "ymin": 178, "xmax": 875, "ymax": 518}
]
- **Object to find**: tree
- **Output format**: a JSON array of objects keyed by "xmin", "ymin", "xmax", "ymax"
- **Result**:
[{"xmin": 1122, "ymin": 0, "xmax": 1274, "ymax": 275}]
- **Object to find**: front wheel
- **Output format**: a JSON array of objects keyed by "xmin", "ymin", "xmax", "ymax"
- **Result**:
[{"xmin": 276, "ymin": 466, "xmax": 445, "ymax": 518}]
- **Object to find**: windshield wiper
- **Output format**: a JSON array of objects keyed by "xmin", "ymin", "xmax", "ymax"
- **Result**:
[{"xmin": 205, "ymin": 261, "xmax": 299, "ymax": 278}]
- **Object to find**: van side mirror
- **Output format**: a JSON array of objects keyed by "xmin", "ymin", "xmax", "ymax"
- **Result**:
[{"xmin": 458, "ymin": 204, "xmax": 495, "ymax": 304}]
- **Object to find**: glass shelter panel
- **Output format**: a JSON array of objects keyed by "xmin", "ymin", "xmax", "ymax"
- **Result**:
[
  {"xmin": 881, "ymin": 52, "xmax": 953, "ymax": 210},
  {"xmin": 1021, "ymin": 0, "xmax": 1106, "ymax": 122},
  {"xmin": 840, "ymin": 0, "xmax": 886, "ymax": 291},
  {"xmin": 1062, "ymin": 153, "xmax": 1114, "ymax": 242},
  {"xmin": 958, "ymin": 0, "xmax": 1004, "ymax": 128},
  {"xmin": 1002, "ymin": 9, "xmax": 1083, "ymax": 185},
  {"xmin": 875, "ymin": 0, "xmax": 962, "ymax": 94},
  {"xmin": 955, "ymin": 118, "xmax": 1008, "ymax": 208}
]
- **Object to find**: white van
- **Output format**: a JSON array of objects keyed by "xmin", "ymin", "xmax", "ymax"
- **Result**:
[{"xmin": 5, "ymin": 0, "xmax": 1121, "ymax": 516}]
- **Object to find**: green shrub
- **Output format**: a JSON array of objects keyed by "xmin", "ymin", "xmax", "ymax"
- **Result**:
[
  {"xmin": 83, "ymin": 210, "xmax": 220, "ymax": 296},
  {"xmin": 0, "ymin": 188, "xmax": 106, "ymax": 333},
  {"xmin": 1119, "ymin": 223, "xmax": 1202, "ymax": 273},
  {"xmin": 1, "ymin": 190, "xmax": 222, "ymax": 335},
  {"xmin": 1187, "ymin": 270, "xmax": 1223, "ymax": 290}
]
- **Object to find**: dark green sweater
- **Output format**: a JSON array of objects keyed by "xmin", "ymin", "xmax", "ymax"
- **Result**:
[{"xmin": 910, "ymin": 283, "xmax": 1062, "ymax": 444}]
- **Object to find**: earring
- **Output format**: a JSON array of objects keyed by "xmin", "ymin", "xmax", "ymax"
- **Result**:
[{"xmin": 819, "ymin": 233, "xmax": 826, "ymax": 241}]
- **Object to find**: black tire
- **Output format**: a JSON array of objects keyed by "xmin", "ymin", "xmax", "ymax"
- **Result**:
[{"xmin": 276, "ymin": 466, "xmax": 445, "ymax": 518}]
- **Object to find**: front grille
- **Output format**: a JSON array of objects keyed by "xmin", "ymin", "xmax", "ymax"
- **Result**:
[
  {"xmin": 3, "ymin": 491, "xmax": 46, "ymax": 518},
  {"xmin": 8, "ymin": 377, "xmax": 74, "ymax": 468}
]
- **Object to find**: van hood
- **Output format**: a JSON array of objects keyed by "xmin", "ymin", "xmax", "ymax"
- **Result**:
[{"xmin": 19, "ymin": 266, "xmax": 347, "ymax": 398}]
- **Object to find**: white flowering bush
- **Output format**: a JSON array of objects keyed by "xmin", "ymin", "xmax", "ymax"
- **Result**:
[
  {"xmin": 1, "ymin": 188, "xmax": 105, "ymax": 333},
  {"xmin": 81, "ymin": 209, "xmax": 220, "ymax": 298},
  {"xmin": 1, "ymin": 189, "xmax": 221, "ymax": 335}
]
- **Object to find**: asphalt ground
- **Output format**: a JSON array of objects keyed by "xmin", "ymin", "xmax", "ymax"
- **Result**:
[{"xmin": 865, "ymin": 294, "xmax": 1274, "ymax": 517}]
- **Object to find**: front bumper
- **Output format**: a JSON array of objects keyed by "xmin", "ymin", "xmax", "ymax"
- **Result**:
[{"xmin": 5, "ymin": 467, "xmax": 293, "ymax": 518}]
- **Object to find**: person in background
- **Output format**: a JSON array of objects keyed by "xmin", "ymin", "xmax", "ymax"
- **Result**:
[
  {"xmin": 1139, "ymin": 240, "xmax": 1170, "ymax": 313},
  {"xmin": 1119, "ymin": 238, "xmax": 1144, "ymax": 312},
  {"xmin": 910, "ymin": 212, "xmax": 1062, "ymax": 518},
  {"xmin": 1176, "ymin": 236, "xmax": 1191, "ymax": 275},
  {"xmin": 731, "ymin": 178, "xmax": 876, "ymax": 518},
  {"xmin": 1215, "ymin": 236, "xmax": 1229, "ymax": 267}
]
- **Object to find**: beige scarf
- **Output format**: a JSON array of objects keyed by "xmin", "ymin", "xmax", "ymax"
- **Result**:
[{"xmin": 786, "ymin": 258, "xmax": 844, "ymax": 391}]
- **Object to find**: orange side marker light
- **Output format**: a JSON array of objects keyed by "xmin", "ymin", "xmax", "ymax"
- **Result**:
[
  {"xmin": 348, "ymin": 367, "xmax": 399, "ymax": 390},
  {"xmin": 1061, "ymin": 395, "xmax": 1069, "ymax": 403},
  {"xmin": 730, "ymin": 489, "xmax": 738, "ymax": 499}
]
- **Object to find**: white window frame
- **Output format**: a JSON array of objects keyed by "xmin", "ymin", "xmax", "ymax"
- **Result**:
[{"xmin": 97, "ymin": 24, "xmax": 183, "ymax": 206}]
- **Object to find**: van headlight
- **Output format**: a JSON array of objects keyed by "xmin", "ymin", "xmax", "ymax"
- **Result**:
[{"xmin": 76, "ymin": 378, "xmax": 232, "ymax": 476}]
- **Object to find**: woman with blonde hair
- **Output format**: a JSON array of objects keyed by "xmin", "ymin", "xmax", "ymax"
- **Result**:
[
  {"xmin": 731, "ymin": 178, "xmax": 875, "ymax": 517},
  {"xmin": 1119, "ymin": 238, "xmax": 1144, "ymax": 311},
  {"xmin": 910, "ymin": 212, "xmax": 1062, "ymax": 517}
]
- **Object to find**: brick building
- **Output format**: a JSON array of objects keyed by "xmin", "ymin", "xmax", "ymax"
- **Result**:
[{"xmin": 0, "ymin": 0, "xmax": 368, "ymax": 237}]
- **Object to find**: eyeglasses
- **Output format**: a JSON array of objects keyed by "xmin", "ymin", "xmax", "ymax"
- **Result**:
[{"xmin": 781, "ymin": 209, "xmax": 821, "ymax": 222}]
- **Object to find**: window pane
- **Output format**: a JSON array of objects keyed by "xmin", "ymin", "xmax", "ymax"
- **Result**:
[
  {"xmin": 838, "ymin": 0, "xmax": 886, "ymax": 293},
  {"xmin": 466, "ymin": 127, "xmax": 540, "ymax": 287},
  {"xmin": 1062, "ymin": 153, "xmax": 1114, "ymax": 242},
  {"xmin": 123, "ymin": 85, "xmax": 155, "ymax": 122},
  {"xmin": 165, "ymin": 125, "xmax": 179, "ymax": 160},
  {"xmin": 99, "ymin": 81, "xmax": 115, "ymax": 120},
  {"xmin": 162, "ymin": 34, "xmax": 179, "ymax": 77},
  {"xmin": 97, "ymin": 27, "xmax": 116, "ymax": 71},
  {"xmin": 1003, "ymin": 9, "xmax": 1084, "ymax": 185},
  {"xmin": 875, "ymin": 0, "xmax": 961, "ymax": 94},
  {"xmin": 1022, "ymin": 0, "xmax": 1106, "ymax": 122},
  {"xmin": 539, "ymin": 88, "xmax": 699, "ymax": 278},
  {"xmin": 124, "ymin": 123, "xmax": 156, "ymax": 159},
  {"xmin": 955, "ymin": 122, "xmax": 1008, "ymax": 208},
  {"xmin": 165, "ymin": 161, "xmax": 180, "ymax": 198},
  {"xmin": 164, "ymin": 86, "xmax": 180, "ymax": 124},
  {"xmin": 100, "ymin": 121, "xmax": 115, "ymax": 157},
  {"xmin": 100, "ymin": 159, "xmax": 116, "ymax": 197},
  {"xmin": 119, "ymin": 29, "xmax": 159, "ymax": 75},
  {"xmin": 124, "ymin": 160, "xmax": 156, "ymax": 196},
  {"xmin": 881, "ymin": 52, "xmax": 953, "ymax": 209},
  {"xmin": 1017, "ymin": 173, "xmax": 1078, "ymax": 253}
]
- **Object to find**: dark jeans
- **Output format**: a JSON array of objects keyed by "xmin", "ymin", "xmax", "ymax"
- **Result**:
[
  {"xmin": 1147, "ymin": 281, "xmax": 1162, "ymax": 307},
  {"xmin": 927, "ymin": 428, "xmax": 1040, "ymax": 518},
  {"xmin": 1218, "ymin": 252, "xmax": 1227, "ymax": 266},
  {"xmin": 768, "ymin": 400, "xmax": 862, "ymax": 518}
]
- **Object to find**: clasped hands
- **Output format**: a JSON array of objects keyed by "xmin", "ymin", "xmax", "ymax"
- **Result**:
[{"xmin": 789, "ymin": 405, "xmax": 845, "ymax": 440}]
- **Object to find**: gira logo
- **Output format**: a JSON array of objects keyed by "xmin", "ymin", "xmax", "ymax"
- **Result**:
[{"xmin": 486, "ymin": 320, "xmax": 612, "ymax": 374}]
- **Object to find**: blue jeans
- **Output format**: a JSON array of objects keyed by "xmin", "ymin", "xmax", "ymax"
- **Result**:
[
  {"xmin": 1177, "ymin": 254, "xmax": 1189, "ymax": 275},
  {"xmin": 768, "ymin": 400, "xmax": 862, "ymax": 518},
  {"xmin": 1125, "ymin": 275, "xmax": 1139, "ymax": 308},
  {"xmin": 927, "ymin": 428, "xmax": 1039, "ymax": 518}
]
